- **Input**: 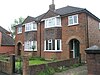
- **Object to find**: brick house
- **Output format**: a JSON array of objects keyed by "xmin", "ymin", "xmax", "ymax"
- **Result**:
[
  {"xmin": 0, "ymin": 26, "xmax": 15, "ymax": 55},
  {"xmin": 15, "ymin": 2, "xmax": 100, "ymax": 61}
]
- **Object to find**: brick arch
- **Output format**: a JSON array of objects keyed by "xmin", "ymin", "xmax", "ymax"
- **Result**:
[
  {"xmin": 66, "ymin": 36, "xmax": 82, "ymax": 45},
  {"xmin": 16, "ymin": 41, "xmax": 23, "ymax": 56},
  {"xmin": 16, "ymin": 41, "xmax": 23, "ymax": 46}
]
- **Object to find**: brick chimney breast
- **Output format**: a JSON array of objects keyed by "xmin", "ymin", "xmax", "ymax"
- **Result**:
[{"xmin": 49, "ymin": 0, "xmax": 55, "ymax": 11}]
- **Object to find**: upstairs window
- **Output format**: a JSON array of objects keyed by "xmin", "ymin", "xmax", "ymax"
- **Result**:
[
  {"xmin": 24, "ymin": 41, "xmax": 37, "ymax": 51},
  {"xmin": 45, "ymin": 16, "xmax": 61, "ymax": 28},
  {"xmin": 68, "ymin": 14, "xmax": 78, "ymax": 26},
  {"xmin": 25, "ymin": 22, "xmax": 37, "ymax": 32},
  {"xmin": 44, "ymin": 39, "xmax": 62, "ymax": 51},
  {"xmin": 99, "ymin": 23, "xmax": 100, "ymax": 29},
  {"xmin": 17, "ymin": 26, "xmax": 22, "ymax": 34}
]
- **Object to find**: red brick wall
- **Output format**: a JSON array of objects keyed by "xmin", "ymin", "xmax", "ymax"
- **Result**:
[
  {"xmin": 37, "ymin": 13, "xmax": 88, "ymax": 60},
  {"xmin": 88, "ymin": 16, "xmax": 100, "ymax": 47},
  {"xmin": 0, "ymin": 46, "xmax": 15, "ymax": 54},
  {"xmin": 15, "ymin": 26, "xmax": 25, "ymax": 55},
  {"xmin": 61, "ymin": 13, "xmax": 88, "ymax": 61}
]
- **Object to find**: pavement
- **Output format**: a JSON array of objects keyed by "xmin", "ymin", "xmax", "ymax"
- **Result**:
[{"xmin": 0, "ymin": 72, "xmax": 9, "ymax": 75}]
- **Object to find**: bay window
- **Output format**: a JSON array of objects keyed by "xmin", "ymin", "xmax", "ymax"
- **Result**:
[
  {"xmin": 44, "ymin": 39, "xmax": 62, "ymax": 51},
  {"xmin": 24, "ymin": 41, "xmax": 37, "ymax": 51},
  {"xmin": 25, "ymin": 22, "xmax": 37, "ymax": 32},
  {"xmin": 45, "ymin": 16, "xmax": 61, "ymax": 28}
]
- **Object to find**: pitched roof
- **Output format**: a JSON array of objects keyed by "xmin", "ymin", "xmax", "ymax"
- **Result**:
[
  {"xmin": 22, "ymin": 16, "xmax": 36, "ymax": 24},
  {"xmin": 55, "ymin": 6, "xmax": 100, "ymax": 21},
  {"xmin": 1, "ymin": 33, "xmax": 15, "ymax": 46},
  {"xmin": 35, "ymin": 13, "xmax": 46, "ymax": 21},
  {"xmin": 0, "ymin": 26, "xmax": 9, "ymax": 34},
  {"xmin": 0, "ymin": 26, "xmax": 15, "ymax": 46},
  {"xmin": 16, "ymin": 5, "xmax": 100, "ymax": 27},
  {"xmin": 55, "ymin": 6, "xmax": 84, "ymax": 15}
]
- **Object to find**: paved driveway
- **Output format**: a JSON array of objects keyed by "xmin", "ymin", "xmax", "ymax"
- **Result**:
[{"xmin": 54, "ymin": 65, "xmax": 87, "ymax": 75}]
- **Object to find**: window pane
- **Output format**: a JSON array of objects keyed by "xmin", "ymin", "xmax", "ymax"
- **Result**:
[
  {"xmin": 51, "ymin": 18, "xmax": 55, "ymax": 26},
  {"xmin": 49, "ymin": 43, "xmax": 52, "ymax": 50},
  {"xmin": 57, "ymin": 40, "xmax": 60, "ymax": 50},
  {"xmin": 17, "ymin": 27, "xmax": 22, "ymax": 33},
  {"xmin": 56, "ymin": 17, "xmax": 61, "ymax": 25},
  {"xmin": 46, "ymin": 40, "xmax": 48, "ymax": 50},
  {"xmin": 33, "ymin": 23, "xmax": 37, "ymax": 29},
  {"xmin": 52, "ymin": 40, "xmax": 55, "ymax": 50},
  {"xmin": 74, "ymin": 15, "xmax": 78, "ymax": 23},
  {"xmin": 68, "ymin": 16, "xmax": 73, "ymax": 25}
]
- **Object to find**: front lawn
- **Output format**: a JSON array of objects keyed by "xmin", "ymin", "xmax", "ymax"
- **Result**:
[
  {"xmin": 15, "ymin": 57, "xmax": 49, "ymax": 73},
  {"xmin": 29, "ymin": 59, "xmax": 49, "ymax": 65}
]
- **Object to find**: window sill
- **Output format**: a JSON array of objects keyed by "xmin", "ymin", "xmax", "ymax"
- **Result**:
[
  {"xmin": 45, "ymin": 26, "xmax": 61, "ymax": 28},
  {"xmin": 44, "ymin": 50, "xmax": 62, "ymax": 52},
  {"xmin": 68, "ymin": 23, "xmax": 79, "ymax": 26},
  {"xmin": 24, "ymin": 50, "xmax": 37, "ymax": 52},
  {"xmin": 17, "ymin": 32, "xmax": 22, "ymax": 34},
  {"xmin": 25, "ymin": 30, "xmax": 37, "ymax": 32}
]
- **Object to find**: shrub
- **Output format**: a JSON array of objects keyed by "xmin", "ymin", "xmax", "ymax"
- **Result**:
[{"xmin": 38, "ymin": 64, "xmax": 55, "ymax": 75}]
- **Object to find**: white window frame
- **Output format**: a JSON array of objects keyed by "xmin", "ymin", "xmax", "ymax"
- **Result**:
[
  {"xmin": 45, "ymin": 16, "xmax": 61, "ymax": 28},
  {"xmin": 24, "ymin": 41, "xmax": 37, "ymax": 51},
  {"xmin": 25, "ymin": 21, "xmax": 37, "ymax": 32},
  {"xmin": 17, "ymin": 26, "xmax": 22, "ymax": 34},
  {"xmin": 44, "ymin": 39, "xmax": 62, "ymax": 52},
  {"xmin": 68, "ymin": 14, "xmax": 79, "ymax": 26}
]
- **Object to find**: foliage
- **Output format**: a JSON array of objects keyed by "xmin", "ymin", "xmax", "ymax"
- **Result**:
[
  {"xmin": 38, "ymin": 64, "xmax": 55, "ymax": 75},
  {"xmin": 55, "ymin": 66, "xmax": 68, "ymax": 72},
  {"xmin": 71, "ymin": 63, "xmax": 82, "ymax": 68},
  {"xmin": 10, "ymin": 17, "xmax": 24, "ymax": 38},
  {"xmin": 51, "ymin": 54, "xmax": 57, "ymax": 61},
  {"xmin": 0, "ymin": 55, "xmax": 9, "ymax": 61},
  {"xmin": 29, "ymin": 56, "xmax": 45, "ymax": 61}
]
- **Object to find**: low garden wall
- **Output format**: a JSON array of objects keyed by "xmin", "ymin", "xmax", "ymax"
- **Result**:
[
  {"xmin": 0, "ymin": 61, "xmax": 11, "ymax": 74},
  {"xmin": 0, "ymin": 55, "xmax": 14, "ymax": 75},
  {"xmin": 29, "ymin": 58, "xmax": 79, "ymax": 75}
]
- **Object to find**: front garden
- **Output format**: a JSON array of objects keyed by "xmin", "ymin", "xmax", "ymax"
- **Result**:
[{"xmin": 0, "ymin": 55, "xmax": 81, "ymax": 75}]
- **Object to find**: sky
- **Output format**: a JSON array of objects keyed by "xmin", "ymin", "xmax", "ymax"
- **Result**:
[{"xmin": 0, "ymin": 0, "xmax": 100, "ymax": 31}]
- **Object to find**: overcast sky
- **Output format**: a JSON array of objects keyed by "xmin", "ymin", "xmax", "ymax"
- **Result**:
[{"xmin": 0, "ymin": 0, "xmax": 100, "ymax": 31}]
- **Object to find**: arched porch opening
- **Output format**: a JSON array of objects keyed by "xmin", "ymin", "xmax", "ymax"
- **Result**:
[
  {"xmin": 17, "ymin": 42, "xmax": 22, "ymax": 56},
  {"xmin": 69, "ymin": 39, "xmax": 80, "ymax": 58}
]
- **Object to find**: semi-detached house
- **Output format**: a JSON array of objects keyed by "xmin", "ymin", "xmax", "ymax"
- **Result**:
[{"xmin": 15, "ymin": 2, "xmax": 100, "ymax": 61}]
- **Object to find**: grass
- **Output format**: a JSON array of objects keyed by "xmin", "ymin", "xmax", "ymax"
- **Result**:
[
  {"xmin": 15, "ymin": 57, "xmax": 49, "ymax": 73},
  {"xmin": 29, "ymin": 59, "xmax": 49, "ymax": 65}
]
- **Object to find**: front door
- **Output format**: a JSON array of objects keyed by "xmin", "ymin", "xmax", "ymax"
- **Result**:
[
  {"xmin": 69, "ymin": 39, "xmax": 80, "ymax": 58},
  {"xmin": 17, "ymin": 42, "xmax": 22, "ymax": 56}
]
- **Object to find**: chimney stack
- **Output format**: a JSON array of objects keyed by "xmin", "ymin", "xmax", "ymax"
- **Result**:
[{"xmin": 49, "ymin": 0, "xmax": 55, "ymax": 11}]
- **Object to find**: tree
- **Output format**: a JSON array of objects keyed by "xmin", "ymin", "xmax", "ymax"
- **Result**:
[{"xmin": 11, "ymin": 17, "xmax": 24, "ymax": 38}]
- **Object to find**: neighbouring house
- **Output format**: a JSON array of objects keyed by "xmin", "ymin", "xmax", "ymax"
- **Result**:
[
  {"xmin": 15, "ymin": 2, "xmax": 100, "ymax": 61},
  {"xmin": 0, "ymin": 26, "xmax": 15, "ymax": 55}
]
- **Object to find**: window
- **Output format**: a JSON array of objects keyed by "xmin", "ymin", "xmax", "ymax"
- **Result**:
[
  {"xmin": 99, "ymin": 23, "xmax": 100, "ymax": 29},
  {"xmin": 68, "ymin": 14, "xmax": 78, "ymax": 26},
  {"xmin": 25, "ymin": 22, "xmax": 37, "ymax": 32},
  {"xmin": 45, "ymin": 17, "xmax": 61, "ymax": 28},
  {"xmin": 44, "ymin": 39, "xmax": 62, "ymax": 51},
  {"xmin": 24, "ymin": 41, "xmax": 37, "ymax": 51},
  {"xmin": 17, "ymin": 26, "xmax": 22, "ymax": 34},
  {"xmin": 56, "ymin": 17, "xmax": 61, "ymax": 25}
]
